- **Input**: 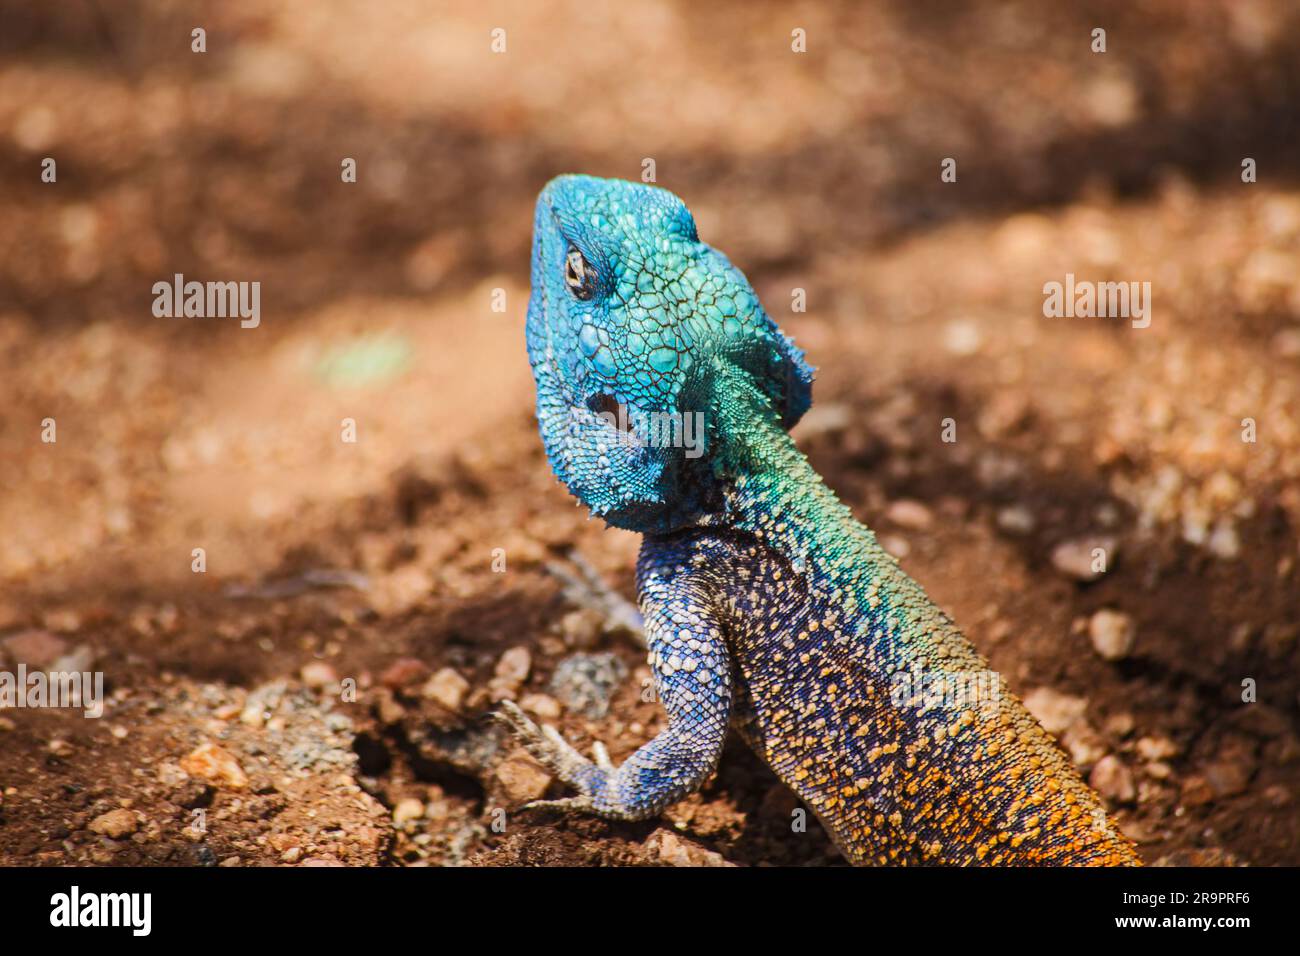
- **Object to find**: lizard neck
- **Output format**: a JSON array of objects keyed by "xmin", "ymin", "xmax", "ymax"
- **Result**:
[{"xmin": 706, "ymin": 364, "xmax": 893, "ymax": 614}]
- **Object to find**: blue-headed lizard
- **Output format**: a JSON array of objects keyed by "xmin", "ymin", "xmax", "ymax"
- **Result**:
[{"xmin": 499, "ymin": 174, "xmax": 1141, "ymax": 866}]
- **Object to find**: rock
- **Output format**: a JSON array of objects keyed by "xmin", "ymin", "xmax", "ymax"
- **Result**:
[
  {"xmin": 519, "ymin": 693, "xmax": 562, "ymax": 721},
  {"xmin": 645, "ymin": 829, "xmax": 731, "ymax": 867},
  {"xmin": 370, "ymin": 565, "xmax": 432, "ymax": 616},
  {"xmin": 1050, "ymin": 535, "xmax": 1117, "ymax": 582},
  {"xmin": 942, "ymin": 319, "xmax": 983, "ymax": 357},
  {"xmin": 300, "ymin": 661, "xmax": 339, "ymax": 690},
  {"xmin": 1263, "ymin": 784, "xmax": 1291, "ymax": 807},
  {"xmin": 793, "ymin": 402, "xmax": 852, "ymax": 440},
  {"xmin": 1181, "ymin": 775, "xmax": 1214, "ymax": 807},
  {"xmin": 1089, "ymin": 755, "xmax": 1136, "ymax": 803},
  {"xmin": 1, "ymin": 629, "xmax": 68, "ymax": 668},
  {"xmin": 1103, "ymin": 712, "xmax": 1135, "ymax": 737},
  {"xmin": 89, "ymin": 808, "xmax": 139, "ymax": 839},
  {"xmin": 549, "ymin": 652, "xmax": 629, "ymax": 719},
  {"xmin": 885, "ymin": 500, "xmax": 933, "ymax": 530},
  {"xmin": 995, "ymin": 505, "xmax": 1035, "ymax": 535},
  {"xmin": 156, "ymin": 761, "xmax": 189, "ymax": 788},
  {"xmin": 488, "ymin": 647, "xmax": 532, "ymax": 700},
  {"xmin": 1083, "ymin": 70, "xmax": 1139, "ymax": 128},
  {"xmin": 560, "ymin": 609, "xmax": 604, "ymax": 649},
  {"xmin": 1202, "ymin": 760, "xmax": 1252, "ymax": 799},
  {"xmin": 280, "ymin": 846, "xmax": 302, "ymax": 864},
  {"xmin": 380, "ymin": 657, "xmax": 429, "ymax": 691},
  {"xmin": 1230, "ymin": 703, "xmax": 1290, "ymax": 740},
  {"xmin": 50, "ymin": 644, "xmax": 96, "ymax": 673},
  {"xmin": 43, "ymin": 609, "xmax": 82, "ymax": 633},
  {"xmin": 239, "ymin": 680, "xmax": 287, "ymax": 728},
  {"xmin": 880, "ymin": 535, "xmax": 910, "ymax": 559},
  {"xmin": 495, "ymin": 647, "xmax": 531, "ymax": 685},
  {"xmin": 1273, "ymin": 327, "xmax": 1300, "ymax": 358},
  {"xmin": 422, "ymin": 667, "xmax": 470, "ymax": 712},
  {"xmin": 300, "ymin": 856, "xmax": 345, "ymax": 867},
  {"xmin": 372, "ymin": 687, "xmax": 406, "ymax": 726},
  {"xmin": 0, "ymin": 602, "xmax": 21, "ymax": 631},
  {"xmin": 179, "ymin": 742, "xmax": 249, "ymax": 789},
  {"xmin": 978, "ymin": 393, "xmax": 1033, "ymax": 438},
  {"xmin": 1152, "ymin": 848, "xmax": 1242, "ymax": 867},
  {"xmin": 1063, "ymin": 723, "xmax": 1107, "ymax": 768},
  {"xmin": 495, "ymin": 750, "xmax": 552, "ymax": 803},
  {"xmin": 1206, "ymin": 520, "xmax": 1240, "ymax": 560},
  {"xmin": 392, "ymin": 798, "xmax": 425, "ymax": 826},
  {"xmin": 1022, "ymin": 687, "xmax": 1088, "ymax": 736},
  {"xmin": 1135, "ymin": 735, "xmax": 1179, "ymax": 761},
  {"xmin": 1088, "ymin": 609, "xmax": 1135, "ymax": 661}
]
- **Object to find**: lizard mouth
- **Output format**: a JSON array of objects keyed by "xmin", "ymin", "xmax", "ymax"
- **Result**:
[{"xmin": 585, "ymin": 393, "xmax": 637, "ymax": 436}]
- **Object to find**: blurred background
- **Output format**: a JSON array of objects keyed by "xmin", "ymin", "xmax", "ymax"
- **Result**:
[{"xmin": 0, "ymin": 1, "xmax": 1297, "ymax": 867}]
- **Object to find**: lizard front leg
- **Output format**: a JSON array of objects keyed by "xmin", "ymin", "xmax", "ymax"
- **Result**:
[{"xmin": 497, "ymin": 556, "xmax": 732, "ymax": 821}]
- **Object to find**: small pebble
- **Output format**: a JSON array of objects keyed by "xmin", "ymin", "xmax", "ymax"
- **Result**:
[
  {"xmin": 645, "ymin": 829, "xmax": 731, "ymax": 867},
  {"xmin": 519, "ymin": 693, "xmax": 562, "ymax": 721},
  {"xmin": 560, "ymin": 609, "xmax": 604, "ymax": 649},
  {"xmin": 494, "ymin": 647, "xmax": 531, "ymax": 687},
  {"xmin": 1089, "ymin": 754, "xmax": 1136, "ymax": 803},
  {"xmin": 301, "ymin": 661, "xmax": 339, "ymax": 690},
  {"xmin": 1088, "ymin": 609, "xmax": 1136, "ymax": 661},
  {"xmin": 1, "ymin": 629, "xmax": 67, "ymax": 668},
  {"xmin": 1050, "ymin": 534, "xmax": 1117, "ymax": 582},
  {"xmin": 885, "ymin": 499, "xmax": 933, "ymax": 530},
  {"xmin": 1022, "ymin": 687, "xmax": 1088, "ymax": 736},
  {"xmin": 380, "ymin": 657, "xmax": 429, "ymax": 691},
  {"xmin": 179, "ymin": 742, "xmax": 249, "ymax": 789},
  {"xmin": 1206, "ymin": 520, "xmax": 1240, "ymax": 560},
  {"xmin": 495, "ymin": 751, "xmax": 552, "ymax": 803},
  {"xmin": 1135, "ymin": 735, "xmax": 1179, "ymax": 761},
  {"xmin": 89, "ymin": 808, "xmax": 139, "ymax": 839},
  {"xmin": 392, "ymin": 798, "xmax": 425, "ymax": 826},
  {"xmin": 549, "ymin": 653, "xmax": 628, "ymax": 719},
  {"xmin": 422, "ymin": 667, "xmax": 470, "ymax": 712},
  {"xmin": 995, "ymin": 505, "xmax": 1035, "ymax": 535}
]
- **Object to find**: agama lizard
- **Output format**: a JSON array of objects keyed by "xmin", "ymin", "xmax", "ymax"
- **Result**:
[{"xmin": 500, "ymin": 174, "xmax": 1141, "ymax": 866}]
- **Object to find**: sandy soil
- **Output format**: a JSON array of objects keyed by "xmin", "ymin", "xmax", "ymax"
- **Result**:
[{"xmin": 0, "ymin": 1, "xmax": 1298, "ymax": 866}]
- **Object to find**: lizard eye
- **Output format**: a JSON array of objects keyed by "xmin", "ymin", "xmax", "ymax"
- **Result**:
[{"xmin": 564, "ymin": 247, "xmax": 597, "ymax": 300}]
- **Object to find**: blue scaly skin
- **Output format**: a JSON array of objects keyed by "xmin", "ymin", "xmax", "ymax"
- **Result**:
[{"xmin": 499, "ymin": 174, "xmax": 1141, "ymax": 865}]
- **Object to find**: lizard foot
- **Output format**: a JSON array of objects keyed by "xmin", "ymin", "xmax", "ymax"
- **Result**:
[{"xmin": 494, "ymin": 700, "xmax": 610, "ymax": 811}]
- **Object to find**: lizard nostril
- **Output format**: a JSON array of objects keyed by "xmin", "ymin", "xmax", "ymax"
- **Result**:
[{"xmin": 586, "ymin": 393, "xmax": 634, "ymax": 434}]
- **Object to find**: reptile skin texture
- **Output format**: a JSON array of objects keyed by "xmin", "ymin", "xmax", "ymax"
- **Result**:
[{"xmin": 510, "ymin": 174, "xmax": 1141, "ymax": 866}]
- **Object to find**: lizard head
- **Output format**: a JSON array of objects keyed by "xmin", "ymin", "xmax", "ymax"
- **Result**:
[{"xmin": 526, "ymin": 174, "xmax": 814, "ymax": 532}]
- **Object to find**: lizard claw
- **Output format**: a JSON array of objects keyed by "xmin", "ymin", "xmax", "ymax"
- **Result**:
[
  {"xmin": 591, "ymin": 740, "xmax": 615, "ymax": 774},
  {"xmin": 520, "ymin": 795, "xmax": 596, "ymax": 814},
  {"xmin": 493, "ymin": 699, "xmax": 603, "ymax": 786}
]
